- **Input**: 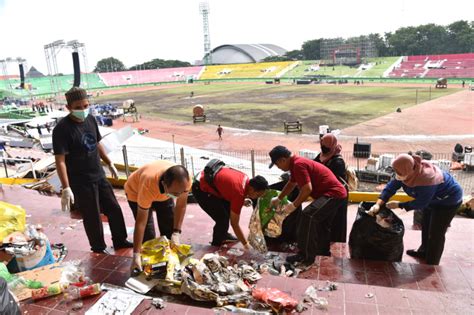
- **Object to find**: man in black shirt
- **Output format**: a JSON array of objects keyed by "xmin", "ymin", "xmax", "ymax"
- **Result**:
[{"xmin": 52, "ymin": 87, "xmax": 132, "ymax": 254}]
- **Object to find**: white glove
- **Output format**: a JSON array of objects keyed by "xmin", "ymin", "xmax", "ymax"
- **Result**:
[
  {"xmin": 61, "ymin": 187, "xmax": 75, "ymax": 212},
  {"xmin": 244, "ymin": 198, "xmax": 253, "ymax": 207},
  {"xmin": 282, "ymin": 202, "xmax": 296, "ymax": 214},
  {"xmin": 367, "ymin": 204, "xmax": 380, "ymax": 217},
  {"xmin": 131, "ymin": 252, "xmax": 142, "ymax": 272},
  {"xmin": 108, "ymin": 163, "xmax": 119, "ymax": 180},
  {"xmin": 171, "ymin": 232, "xmax": 181, "ymax": 246},
  {"xmin": 270, "ymin": 196, "xmax": 281, "ymax": 209},
  {"xmin": 386, "ymin": 201, "xmax": 400, "ymax": 209}
]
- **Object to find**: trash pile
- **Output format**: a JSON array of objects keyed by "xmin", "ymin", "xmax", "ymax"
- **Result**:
[
  {"xmin": 349, "ymin": 202, "xmax": 405, "ymax": 262},
  {"xmin": 248, "ymin": 189, "xmax": 291, "ymax": 253}
]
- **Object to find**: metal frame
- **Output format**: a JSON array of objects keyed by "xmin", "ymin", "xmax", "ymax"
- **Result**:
[
  {"xmin": 0, "ymin": 57, "xmax": 27, "ymax": 97},
  {"xmin": 199, "ymin": 2, "xmax": 212, "ymax": 65},
  {"xmin": 43, "ymin": 39, "xmax": 89, "ymax": 101}
]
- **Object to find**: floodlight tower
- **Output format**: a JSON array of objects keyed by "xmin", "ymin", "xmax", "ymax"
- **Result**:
[
  {"xmin": 199, "ymin": 1, "xmax": 212, "ymax": 65},
  {"xmin": 44, "ymin": 40, "xmax": 66, "ymax": 99}
]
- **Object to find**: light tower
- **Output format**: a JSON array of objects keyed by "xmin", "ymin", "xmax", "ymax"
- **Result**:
[{"xmin": 199, "ymin": 1, "xmax": 212, "ymax": 65}]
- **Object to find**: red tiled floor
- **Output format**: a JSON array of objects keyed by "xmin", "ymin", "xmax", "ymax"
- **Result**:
[
  {"xmin": 416, "ymin": 275, "xmax": 446, "ymax": 292},
  {"xmin": 390, "ymin": 274, "xmax": 419, "ymax": 290},
  {"xmin": 377, "ymin": 305, "xmax": 412, "ymax": 315},
  {"xmin": 344, "ymin": 283, "xmax": 376, "ymax": 304},
  {"xmin": 366, "ymin": 272, "xmax": 393, "ymax": 287},
  {"xmin": 344, "ymin": 302, "xmax": 378, "ymax": 314},
  {"xmin": 373, "ymin": 286, "xmax": 410, "ymax": 308},
  {"xmin": 341, "ymin": 269, "xmax": 367, "ymax": 284}
]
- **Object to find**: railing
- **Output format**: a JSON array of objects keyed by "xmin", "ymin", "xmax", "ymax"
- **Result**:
[
  {"xmin": 0, "ymin": 157, "xmax": 36, "ymax": 179},
  {"xmin": 115, "ymin": 146, "xmax": 473, "ymax": 194}
]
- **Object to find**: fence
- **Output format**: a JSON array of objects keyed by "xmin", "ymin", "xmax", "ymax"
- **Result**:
[{"xmin": 117, "ymin": 145, "xmax": 474, "ymax": 194}]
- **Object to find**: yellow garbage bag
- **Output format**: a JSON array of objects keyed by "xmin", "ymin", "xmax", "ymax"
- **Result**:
[{"xmin": 0, "ymin": 201, "xmax": 26, "ymax": 241}]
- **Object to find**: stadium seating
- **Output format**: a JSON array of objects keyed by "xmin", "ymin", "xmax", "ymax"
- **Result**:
[
  {"xmin": 389, "ymin": 53, "xmax": 474, "ymax": 78},
  {"xmin": 99, "ymin": 67, "xmax": 203, "ymax": 86},
  {"xmin": 199, "ymin": 61, "xmax": 296, "ymax": 80}
]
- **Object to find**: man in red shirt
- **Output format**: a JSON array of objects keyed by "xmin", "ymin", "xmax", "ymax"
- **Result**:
[
  {"xmin": 268, "ymin": 145, "xmax": 347, "ymax": 265},
  {"xmin": 192, "ymin": 166, "xmax": 268, "ymax": 248}
]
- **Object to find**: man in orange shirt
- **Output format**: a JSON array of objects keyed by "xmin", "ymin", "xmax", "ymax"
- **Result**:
[{"xmin": 124, "ymin": 160, "xmax": 192, "ymax": 272}]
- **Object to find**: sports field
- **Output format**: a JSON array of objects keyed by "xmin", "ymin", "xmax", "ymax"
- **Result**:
[{"xmin": 95, "ymin": 83, "xmax": 458, "ymax": 133}]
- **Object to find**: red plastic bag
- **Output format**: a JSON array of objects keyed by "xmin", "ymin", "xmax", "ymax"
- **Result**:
[{"xmin": 252, "ymin": 287, "xmax": 298, "ymax": 312}]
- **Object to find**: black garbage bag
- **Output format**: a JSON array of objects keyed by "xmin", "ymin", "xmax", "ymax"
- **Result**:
[
  {"xmin": 0, "ymin": 278, "xmax": 21, "ymax": 315},
  {"xmin": 349, "ymin": 202, "xmax": 405, "ymax": 262}
]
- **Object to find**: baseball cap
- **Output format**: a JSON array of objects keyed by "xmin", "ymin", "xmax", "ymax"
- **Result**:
[{"xmin": 269, "ymin": 145, "xmax": 291, "ymax": 168}]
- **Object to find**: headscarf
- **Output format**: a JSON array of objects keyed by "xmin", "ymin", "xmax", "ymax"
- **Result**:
[
  {"xmin": 392, "ymin": 154, "xmax": 444, "ymax": 187},
  {"xmin": 319, "ymin": 133, "xmax": 342, "ymax": 163}
]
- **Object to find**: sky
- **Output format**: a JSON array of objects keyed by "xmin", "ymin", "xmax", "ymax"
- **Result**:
[{"xmin": 0, "ymin": 0, "xmax": 473, "ymax": 75}]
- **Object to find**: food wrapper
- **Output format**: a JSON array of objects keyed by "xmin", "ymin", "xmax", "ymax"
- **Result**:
[
  {"xmin": 248, "ymin": 205, "xmax": 267, "ymax": 253},
  {"xmin": 256, "ymin": 190, "xmax": 290, "ymax": 239},
  {"xmin": 252, "ymin": 287, "xmax": 298, "ymax": 313},
  {"xmin": 141, "ymin": 236, "xmax": 192, "ymax": 283}
]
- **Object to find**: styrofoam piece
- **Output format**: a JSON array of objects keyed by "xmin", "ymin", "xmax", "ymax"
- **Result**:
[
  {"xmin": 464, "ymin": 153, "xmax": 474, "ymax": 166},
  {"xmin": 99, "ymin": 125, "xmax": 134, "ymax": 154},
  {"xmin": 299, "ymin": 149, "xmax": 318, "ymax": 160}
]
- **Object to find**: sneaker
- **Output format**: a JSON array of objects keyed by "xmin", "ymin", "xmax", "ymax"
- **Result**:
[
  {"xmin": 113, "ymin": 240, "xmax": 134, "ymax": 249},
  {"xmin": 92, "ymin": 249, "xmax": 111, "ymax": 255},
  {"xmin": 286, "ymin": 253, "xmax": 306, "ymax": 264},
  {"xmin": 211, "ymin": 233, "xmax": 239, "ymax": 246},
  {"xmin": 406, "ymin": 249, "xmax": 425, "ymax": 258}
]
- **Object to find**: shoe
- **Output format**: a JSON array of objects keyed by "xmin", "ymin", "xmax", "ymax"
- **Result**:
[
  {"xmin": 113, "ymin": 240, "xmax": 133, "ymax": 249},
  {"xmin": 211, "ymin": 233, "xmax": 239, "ymax": 246},
  {"xmin": 222, "ymin": 233, "xmax": 238, "ymax": 243},
  {"xmin": 92, "ymin": 249, "xmax": 111, "ymax": 255},
  {"xmin": 406, "ymin": 249, "xmax": 425, "ymax": 258},
  {"xmin": 286, "ymin": 253, "xmax": 306, "ymax": 264}
]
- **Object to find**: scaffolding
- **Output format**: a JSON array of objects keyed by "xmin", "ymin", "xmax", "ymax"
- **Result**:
[
  {"xmin": 199, "ymin": 2, "xmax": 212, "ymax": 65},
  {"xmin": 43, "ymin": 39, "xmax": 89, "ymax": 102},
  {"xmin": 320, "ymin": 38, "xmax": 377, "ymax": 66}
]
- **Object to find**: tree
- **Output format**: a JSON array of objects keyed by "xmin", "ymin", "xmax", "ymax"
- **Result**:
[
  {"xmin": 285, "ymin": 49, "xmax": 304, "ymax": 60},
  {"xmin": 94, "ymin": 57, "xmax": 126, "ymax": 73},
  {"xmin": 262, "ymin": 56, "xmax": 290, "ymax": 62},
  {"xmin": 447, "ymin": 20, "xmax": 474, "ymax": 53},
  {"xmin": 302, "ymin": 39, "xmax": 322, "ymax": 60}
]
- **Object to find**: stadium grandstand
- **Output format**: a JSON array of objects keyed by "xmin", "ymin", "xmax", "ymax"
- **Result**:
[
  {"xmin": 98, "ymin": 66, "xmax": 203, "ymax": 86},
  {"xmin": 389, "ymin": 53, "xmax": 474, "ymax": 78},
  {"xmin": 206, "ymin": 44, "xmax": 287, "ymax": 64},
  {"xmin": 199, "ymin": 61, "xmax": 297, "ymax": 80}
]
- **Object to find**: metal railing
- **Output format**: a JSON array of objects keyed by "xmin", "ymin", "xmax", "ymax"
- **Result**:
[
  {"xmin": 115, "ymin": 146, "xmax": 473, "ymax": 194},
  {"xmin": 1, "ymin": 157, "xmax": 37, "ymax": 179}
]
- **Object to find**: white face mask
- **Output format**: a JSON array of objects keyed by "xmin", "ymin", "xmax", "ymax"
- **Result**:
[{"xmin": 395, "ymin": 174, "xmax": 408, "ymax": 181}]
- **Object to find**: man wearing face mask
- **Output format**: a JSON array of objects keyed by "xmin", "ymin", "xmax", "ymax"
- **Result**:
[
  {"xmin": 53, "ymin": 87, "xmax": 132, "ymax": 254},
  {"xmin": 124, "ymin": 160, "xmax": 192, "ymax": 273},
  {"xmin": 268, "ymin": 145, "xmax": 347, "ymax": 265},
  {"xmin": 192, "ymin": 166, "xmax": 268, "ymax": 248}
]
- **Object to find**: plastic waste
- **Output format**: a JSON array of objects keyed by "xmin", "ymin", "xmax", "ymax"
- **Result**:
[
  {"xmin": 0, "ymin": 201, "xmax": 26, "ymax": 240},
  {"xmin": 0, "ymin": 278, "xmax": 20, "ymax": 315},
  {"xmin": 349, "ymin": 202, "xmax": 405, "ymax": 262},
  {"xmin": 252, "ymin": 287, "xmax": 298, "ymax": 313}
]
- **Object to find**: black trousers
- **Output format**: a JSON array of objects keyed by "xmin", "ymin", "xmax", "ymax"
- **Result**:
[
  {"xmin": 330, "ymin": 197, "xmax": 348, "ymax": 243},
  {"xmin": 297, "ymin": 196, "xmax": 345, "ymax": 260},
  {"xmin": 419, "ymin": 203, "xmax": 460, "ymax": 265},
  {"xmin": 70, "ymin": 178, "xmax": 128, "ymax": 252},
  {"xmin": 128, "ymin": 199, "xmax": 174, "ymax": 242},
  {"xmin": 192, "ymin": 181, "xmax": 230, "ymax": 245}
]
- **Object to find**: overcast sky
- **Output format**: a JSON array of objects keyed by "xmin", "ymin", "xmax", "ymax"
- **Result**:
[{"xmin": 1, "ymin": 0, "xmax": 472, "ymax": 75}]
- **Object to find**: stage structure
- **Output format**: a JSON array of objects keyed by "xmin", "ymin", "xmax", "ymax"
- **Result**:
[
  {"xmin": 44, "ymin": 39, "xmax": 89, "ymax": 101},
  {"xmin": 320, "ymin": 37, "xmax": 377, "ymax": 66},
  {"xmin": 0, "ymin": 57, "xmax": 27, "ymax": 96}
]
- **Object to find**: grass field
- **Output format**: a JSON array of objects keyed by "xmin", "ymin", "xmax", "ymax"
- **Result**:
[{"xmin": 96, "ymin": 83, "xmax": 459, "ymax": 133}]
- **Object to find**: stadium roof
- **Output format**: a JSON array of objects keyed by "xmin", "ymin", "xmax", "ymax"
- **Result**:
[{"xmin": 208, "ymin": 44, "xmax": 287, "ymax": 64}]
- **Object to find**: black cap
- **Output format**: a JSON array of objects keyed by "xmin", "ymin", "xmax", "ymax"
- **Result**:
[{"xmin": 269, "ymin": 145, "xmax": 291, "ymax": 168}]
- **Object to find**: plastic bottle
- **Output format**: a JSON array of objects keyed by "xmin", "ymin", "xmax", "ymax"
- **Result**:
[
  {"xmin": 31, "ymin": 283, "xmax": 66, "ymax": 300},
  {"xmin": 64, "ymin": 283, "xmax": 101, "ymax": 301}
]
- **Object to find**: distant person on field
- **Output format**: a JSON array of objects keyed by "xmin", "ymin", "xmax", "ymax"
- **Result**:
[
  {"xmin": 217, "ymin": 125, "xmax": 223, "ymax": 140},
  {"xmin": 462, "ymin": 80, "xmax": 465, "ymax": 88}
]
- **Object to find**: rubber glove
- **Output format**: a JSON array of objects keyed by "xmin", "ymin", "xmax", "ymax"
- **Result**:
[
  {"xmin": 282, "ymin": 202, "xmax": 296, "ymax": 214},
  {"xmin": 171, "ymin": 232, "xmax": 181, "ymax": 246},
  {"xmin": 270, "ymin": 196, "xmax": 281, "ymax": 209},
  {"xmin": 61, "ymin": 187, "xmax": 75, "ymax": 212},
  {"xmin": 108, "ymin": 163, "xmax": 119, "ymax": 180},
  {"xmin": 244, "ymin": 198, "xmax": 253, "ymax": 207},
  {"xmin": 367, "ymin": 204, "xmax": 380, "ymax": 216},
  {"xmin": 386, "ymin": 201, "xmax": 400, "ymax": 209},
  {"xmin": 131, "ymin": 252, "xmax": 142, "ymax": 273}
]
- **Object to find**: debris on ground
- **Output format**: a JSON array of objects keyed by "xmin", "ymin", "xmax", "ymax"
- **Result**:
[
  {"xmin": 227, "ymin": 248, "xmax": 244, "ymax": 256},
  {"xmin": 252, "ymin": 287, "xmax": 299, "ymax": 313},
  {"xmin": 303, "ymin": 285, "xmax": 329, "ymax": 310},
  {"xmin": 365, "ymin": 292, "xmax": 374, "ymax": 299}
]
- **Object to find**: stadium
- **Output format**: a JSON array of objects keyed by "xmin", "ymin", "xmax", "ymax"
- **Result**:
[{"xmin": 0, "ymin": 1, "xmax": 473, "ymax": 314}]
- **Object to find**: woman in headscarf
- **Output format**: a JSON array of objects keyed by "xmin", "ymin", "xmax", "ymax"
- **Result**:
[
  {"xmin": 314, "ymin": 133, "xmax": 348, "ymax": 243},
  {"xmin": 368, "ymin": 153, "xmax": 463, "ymax": 265}
]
